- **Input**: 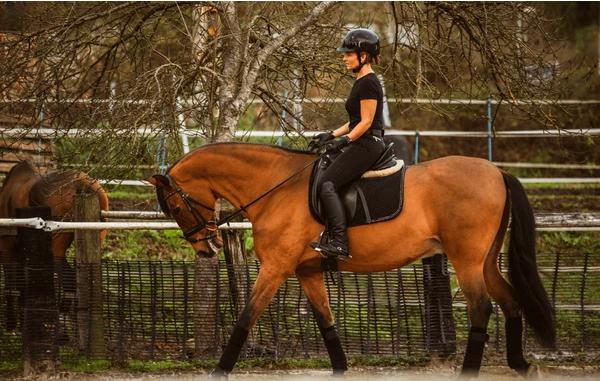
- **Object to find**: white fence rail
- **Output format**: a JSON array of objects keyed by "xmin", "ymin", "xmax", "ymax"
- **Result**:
[
  {"xmin": 1, "ymin": 213, "xmax": 599, "ymax": 232},
  {"xmin": 96, "ymin": 177, "xmax": 600, "ymax": 188}
]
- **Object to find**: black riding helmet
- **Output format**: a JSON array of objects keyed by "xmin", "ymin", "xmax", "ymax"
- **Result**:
[{"xmin": 337, "ymin": 28, "xmax": 380, "ymax": 73}]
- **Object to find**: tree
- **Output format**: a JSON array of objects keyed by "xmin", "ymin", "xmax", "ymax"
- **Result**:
[{"xmin": 0, "ymin": 2, "xmax": 586, "ymax": 178}]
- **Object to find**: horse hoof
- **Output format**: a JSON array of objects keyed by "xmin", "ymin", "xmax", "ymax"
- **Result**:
[
  {"xmin": 332, "ymin": 369, "xmax": 346, "ymax": 377},
  {"xmin": 458, "ymin": 369, "xmax": 479, "ymax": 379},
  {"xmin": 209, "ymin": 368, "xmax": 229, "ymax": 379},
  {"xmin": 525, "ymin": 364, "xmax": 541, "ymax": 379}
]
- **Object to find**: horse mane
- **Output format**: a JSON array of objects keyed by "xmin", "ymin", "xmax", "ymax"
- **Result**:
[{"xmin": 167, "ymin": 142, "xmax": 315, "ymax": 173}]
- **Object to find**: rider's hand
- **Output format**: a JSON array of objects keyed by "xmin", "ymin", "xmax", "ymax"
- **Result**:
[
  {"xmin": 323, "ymin": 135, "xmax": 351, "ymax": 151},
  {"xmin": 313, "ymin": 131, "xmax": 334, "ymax": 145}
]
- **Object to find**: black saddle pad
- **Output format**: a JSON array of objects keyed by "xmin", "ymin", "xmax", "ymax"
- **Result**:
[{"xmin": 308, "ymin": 154, "xmax": 407, "ymax": 228}]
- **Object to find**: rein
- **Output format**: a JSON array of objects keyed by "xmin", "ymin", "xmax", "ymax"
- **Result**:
[{"xmin": 164, "ymin": 154, "xmax": 321, "ymax": 254}]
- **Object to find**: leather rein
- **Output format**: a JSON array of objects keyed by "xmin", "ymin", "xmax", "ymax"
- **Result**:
[{"xmin": 162, "ymin": 156, "xmax": 320, "ymax": 256}]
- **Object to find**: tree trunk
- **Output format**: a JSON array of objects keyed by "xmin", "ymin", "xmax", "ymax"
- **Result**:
[{"xmin": 193, "ymin": 256, "xmax": 220, "ymax": 357}]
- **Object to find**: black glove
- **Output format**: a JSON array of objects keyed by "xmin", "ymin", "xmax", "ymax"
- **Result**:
[
  {"xmin": 309, "ymin": 131, "xmax": 334, "ymax": 151},
  {"xmin": 323, "ymin": 135, "xmax": 351, "ymax": 151},
  {"xmin": 313, "ymin": 131, "xmax": 334, "ymax": 145}
]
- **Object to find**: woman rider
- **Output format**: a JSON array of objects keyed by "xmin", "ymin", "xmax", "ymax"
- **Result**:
[{"xmin": 310, "ymin": 28, "xmax": 386, "ymax": 261}]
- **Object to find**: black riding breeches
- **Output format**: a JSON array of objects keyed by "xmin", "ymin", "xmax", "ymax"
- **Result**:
[{"xmin": 318, "ymin": 135, "xmax": 386, "ymax": 192}]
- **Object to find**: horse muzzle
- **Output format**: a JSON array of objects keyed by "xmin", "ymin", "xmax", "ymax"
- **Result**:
[{"xmin": 196, "ymin": 235, "xmax": 223, "ymax": 258}]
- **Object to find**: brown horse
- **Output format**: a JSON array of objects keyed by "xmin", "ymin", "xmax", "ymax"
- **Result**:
[
  {"xmin": 0, "ymin": 160, "xmax": 109, "ymax": 330},
  {"xmin": 148, "ymin": 142, "xmax": 555, "ymax": 378}
]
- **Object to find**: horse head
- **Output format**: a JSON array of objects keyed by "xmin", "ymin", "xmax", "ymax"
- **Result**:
[{"xmin": 148, "ymin": 173, "xmax": 223, "ymax": 258}]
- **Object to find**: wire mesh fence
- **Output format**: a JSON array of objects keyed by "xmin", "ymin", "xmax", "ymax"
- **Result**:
[{"xmin": 1, "ymin": 251, "xmax": 599, "ymax": 364}]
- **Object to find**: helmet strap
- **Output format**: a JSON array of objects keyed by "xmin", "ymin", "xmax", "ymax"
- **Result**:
[{"xmin": 352, "ymin": 51, "xmax": 364, "ymax": 73}]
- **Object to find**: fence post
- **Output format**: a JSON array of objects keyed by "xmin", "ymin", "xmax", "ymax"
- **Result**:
[
  {"xmin": 74, "ymin": 192, "xmax": 105, "ymax": 357},
  {"xmin": 17, "ymin": 206, "xmax": 57, "ymax": 376},
  {"xmin": 422, "ymin": 254, "xmax": 456, "ymax": 357},
  {"xmin": 414, "ymin": 130, "xmax": 420, "ymax": 163},
  {"xmin": 487, "ymin": 97, "xmax": 494, "ymax": 161}
]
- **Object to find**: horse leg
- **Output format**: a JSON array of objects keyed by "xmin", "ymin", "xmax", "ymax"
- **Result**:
[
  {"xmin": 454, "ymin": 265, "xmax": 493, "ymax": 378},
  {"xmin": 212, "ymin": 267, "xmax": 289, "ymax": 377},
  {"xmin": 483, "ymin": 220, "xmax": 531, "ymax": 376},
  {"xmin": 297, "ymin": 270, "xmax": 347, "ymax": 374}
]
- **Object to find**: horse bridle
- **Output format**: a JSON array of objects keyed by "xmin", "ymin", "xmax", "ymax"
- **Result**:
[{"xmin": 161, "ymin": 176, "xmax": 219, "ymax": 245}]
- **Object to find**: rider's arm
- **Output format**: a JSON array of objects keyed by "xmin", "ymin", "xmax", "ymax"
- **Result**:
[
  {"xmin": 346, "ymin": 99, "xmax": 377, "ymax": 141},
  {"xmin": 331, "ymin": 122, "xmax": 349, "ymax": 138}
]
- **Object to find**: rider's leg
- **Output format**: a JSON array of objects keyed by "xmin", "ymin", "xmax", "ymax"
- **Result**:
[
  {"xmin": 312, "ymin": 137, "xmax": 385, "ymax": 259},
  {"xmin": 314, "ymin": 180, "xmax": 350, "ymax": 259}
]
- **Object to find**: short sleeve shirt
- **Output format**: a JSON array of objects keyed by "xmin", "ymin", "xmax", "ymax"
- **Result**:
[{"xmin": 344, "ymin": 73, "xmax": 384, "ymax": 132}]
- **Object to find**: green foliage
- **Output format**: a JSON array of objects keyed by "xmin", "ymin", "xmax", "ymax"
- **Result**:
[
  {"xmin": 537, "ymin": 232, "xmax": 600, "ymax": 254},
  {"xmin": 103, "ymin": 230, "xmax": 195, "ymax": 260},
  {"xmin": 244, "ymin": 230, "xmax": 255, "ymax": 255}
]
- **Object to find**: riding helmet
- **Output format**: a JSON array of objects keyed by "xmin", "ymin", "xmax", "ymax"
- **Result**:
[{"xmin": 336, "ymin": 28, "xmax": 380, "ymax": 57}]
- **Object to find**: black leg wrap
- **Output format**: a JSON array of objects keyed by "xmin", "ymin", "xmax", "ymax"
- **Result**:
[
  {"xmin": 506, "ymin": 317, "xmax": 530, "ymax": 375},
  {"xmin": 319, "ymin": 325, "xmax": 348, "ymax": 373},
  {"xmin": 460, "ymin": 326, "xmax": 489, "ymax": 377},
  {"xmin": 216, "ymin": 324, "xmax": 249, "ymax": 373}
]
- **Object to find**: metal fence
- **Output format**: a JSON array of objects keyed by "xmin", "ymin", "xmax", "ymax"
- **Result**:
[{"xmin": 1, "ymin": 251, "xmax": 599, "ymax": 363}]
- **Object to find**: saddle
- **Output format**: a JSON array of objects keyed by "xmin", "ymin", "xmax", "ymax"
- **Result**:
[{"xmin": 309, "ymin": 142, "xmax": 407, "ymax": 228}]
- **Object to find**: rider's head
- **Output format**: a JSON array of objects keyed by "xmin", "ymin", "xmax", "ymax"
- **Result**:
[{"xmin": 337, "ymin": 28, "xmax": 380, "ymax": 73}]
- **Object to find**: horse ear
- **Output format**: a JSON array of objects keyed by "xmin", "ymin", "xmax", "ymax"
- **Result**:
[{"xmin": 146, "ymin": 174, "xmax": 170, "ymax": 187}]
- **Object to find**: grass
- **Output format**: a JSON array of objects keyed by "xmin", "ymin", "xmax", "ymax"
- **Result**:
[
  {"xmin": 0, "ymin": 361, "xmax": 19, "ymax": 373},
  {"xmin": 523, "ymin": 182, "xmax": 599, "ymax": 190},
  {"xmin": 0, "ymin": 355, "xmax": 430, "ymax": 376},
  {"xmin": 60, "ymin": 358, "xmax": 112, "ymax": 373},
  {"xmin": 102, "ymin": 230, "xmax": 196, "ymax": 260},
  {"xmin": 109, "ymin": 190, "xmax": 155, "ymax": 201}
]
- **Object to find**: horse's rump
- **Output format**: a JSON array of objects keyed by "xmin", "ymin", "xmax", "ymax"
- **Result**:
[{"xmin": 0, "ymin": 161, "xmax": 109, "ymax": 257}]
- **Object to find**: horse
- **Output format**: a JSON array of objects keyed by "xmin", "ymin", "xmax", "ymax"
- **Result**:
[
  {"xmin": 0, "ymin": 160, "xmax": 109, "ymax": 330},
  {"xmin": 147, "ymin": 142, "xmax": 555, "ymax": 378}
]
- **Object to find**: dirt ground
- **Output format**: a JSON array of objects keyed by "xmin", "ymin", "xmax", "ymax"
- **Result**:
[{"xmin": 12, "ymin": 365, "xmax": 600, "ymax": 381}]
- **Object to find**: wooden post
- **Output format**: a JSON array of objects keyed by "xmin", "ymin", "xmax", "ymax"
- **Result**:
[
  {"xmin": 17, "ymin": 206, "xmax": 57, "ymax": 376},
  {"xmin": 74, "ymin": 192, "xmax": 105, "ymax": 357}
]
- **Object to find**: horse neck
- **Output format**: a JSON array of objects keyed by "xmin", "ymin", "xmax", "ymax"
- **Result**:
[{"xmin": 175, "ymin": 145, "xmax": 314, "ymax": 221}]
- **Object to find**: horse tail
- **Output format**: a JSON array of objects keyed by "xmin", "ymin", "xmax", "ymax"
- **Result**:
[{"xmin": 502, "ymin": 171, "xmax": 556, "ymax": 348}]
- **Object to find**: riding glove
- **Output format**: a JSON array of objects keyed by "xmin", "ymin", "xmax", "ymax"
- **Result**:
[
  {"xmin": 314, "ymin": 131, "xmax": 335, "ymax": 145},
  {"xmin": 324, "ymin": 135, "xmax": 351, "ymax": 151}
]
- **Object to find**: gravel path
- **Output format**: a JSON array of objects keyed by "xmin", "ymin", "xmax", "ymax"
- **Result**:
[{"xmin": 14, "ymin": 365, "xmax": 599, "ymax": 381}]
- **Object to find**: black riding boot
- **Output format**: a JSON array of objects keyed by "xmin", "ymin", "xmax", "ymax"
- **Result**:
[{"xmin": 311, "ymin": 181, "xmax": 350, "ymax": 261}]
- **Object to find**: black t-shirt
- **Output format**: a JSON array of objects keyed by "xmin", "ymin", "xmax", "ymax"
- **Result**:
[{"xmin": 345, "ymin": 72, "xmax": 384, "ymax": 133}]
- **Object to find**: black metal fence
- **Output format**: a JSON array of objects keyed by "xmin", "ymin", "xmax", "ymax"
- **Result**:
[{"xmin": 1, "ymin": 251, "xmax": 599, "ymax": 363}]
